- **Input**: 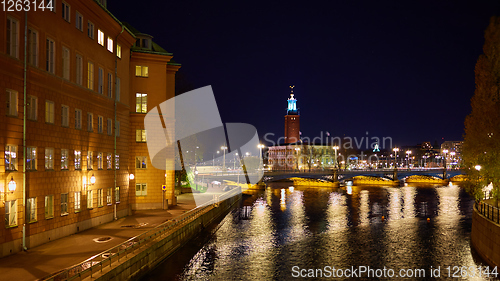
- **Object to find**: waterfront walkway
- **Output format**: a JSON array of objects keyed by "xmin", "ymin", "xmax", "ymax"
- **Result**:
[{"xmin": 0, "ymin": 193, "xmax": 211, "ymax": 281}]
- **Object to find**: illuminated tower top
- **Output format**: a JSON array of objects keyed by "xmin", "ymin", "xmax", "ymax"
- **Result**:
[{"xmin": 287, "ymin": 85, "xmax": 298, "ymax": 115}]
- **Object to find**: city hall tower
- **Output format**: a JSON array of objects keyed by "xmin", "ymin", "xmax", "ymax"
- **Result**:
[{"xmin": 284, "ymin": 86, "xmax": 300, "ymax": 144}]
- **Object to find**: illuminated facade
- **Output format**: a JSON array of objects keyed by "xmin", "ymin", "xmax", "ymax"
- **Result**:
[
  {"xmin": 0, "ymin": 0, "xmax": 178, "ymax": 257},
  {"xmin": 284, "ymin": 87, "xmax": 300, "ymax": 144}
]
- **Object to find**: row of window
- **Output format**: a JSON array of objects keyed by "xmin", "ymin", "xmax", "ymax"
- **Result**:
[
  {"xmin": 5, "ymin": 145, "xmax": 122, "ymax": 171},
  {"xmin": 5, "ymin": 186, "xmax": 121, "ymax": 227},
  {"xmin": 6, "ymin": 16, "xmax": 122, "ymax": 100},
  {"xmin": 5, "ymin": 144, "xmax": 151, "ymax": 171},
  {"xmin": 6, "ymin": 89, "xmax": 121, "ymax": 136}
]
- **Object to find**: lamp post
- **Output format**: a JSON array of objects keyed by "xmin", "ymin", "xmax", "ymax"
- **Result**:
[
  {"xmin": 442, "ymin": 149, "xmax": 448, "ymax": 169},
  {"xmin": 258, "ymin": 144, "xmax": 264, "ymax": 170},
  {"xmin": 393, "ymin": 148, "xmax": 399, "ymax": 168},
  {"xmin": 333, "ymin": 145, "xmax": 339, "ymax": 169},
  {"xmin": 406, "ymin": 150, "xmax": 412, "ymax": 169},
  {"xmin": 213, "ymin": 150, "xmax": 220, "ymax": 167},
  {"xmin": 221, "ymin": 145, "xmax": 227, "ymax": 172},
  {"xmin": 194, "ymin": 146, "xmax": 199, "ymax": 166},
  {"xmin": 295, "ymin": 147, "xmax": 300, "ymax": 171}
]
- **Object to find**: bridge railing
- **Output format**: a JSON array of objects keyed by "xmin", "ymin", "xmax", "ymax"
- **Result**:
[
  {"xmin": 476, "ymin": 201, "xmax": 500, "ymax": 225},
  {"xmin": 41, "ymin": 188, "xmax": 242, "ymax": 281}
]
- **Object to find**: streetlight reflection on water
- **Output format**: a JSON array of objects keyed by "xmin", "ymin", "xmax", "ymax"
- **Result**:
[{"xmin": 152, "ymin": 182, "xmax": 486, "ymax": 281}]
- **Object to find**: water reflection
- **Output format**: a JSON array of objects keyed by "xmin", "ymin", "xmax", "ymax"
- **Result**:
[{"xmin": 146, "ymin": 182, "xmax": 491, "ymax": 281}]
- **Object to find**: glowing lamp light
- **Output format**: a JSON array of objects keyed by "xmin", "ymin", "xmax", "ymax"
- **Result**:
[
  {"xmin": 90, "ymin": 174, "xmax": 96, "ymax": 184},
  {"xmin": 475, "ymin": 165, "xmax": 482, "ymax": 171},
  {"xmin": 129, "ymin": 173, "xmax": 135, "ymax": 180},
  {"xmin": 7, "ymin": 177, "xmax": 16, "ymax": 192}
]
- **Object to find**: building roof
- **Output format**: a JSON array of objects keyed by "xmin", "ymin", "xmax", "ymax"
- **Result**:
[{"xmin": 122, "ymin": 22, "xmax": 174, "ymax": 57}]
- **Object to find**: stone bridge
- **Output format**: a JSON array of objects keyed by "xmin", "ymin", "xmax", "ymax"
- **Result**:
[{"xmin": 262, "ymin": 168, "xmax": 465, "ymax": 183}]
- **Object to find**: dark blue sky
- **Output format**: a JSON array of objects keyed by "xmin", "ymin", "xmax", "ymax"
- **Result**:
[{"xmin": 113, "ymin": 0, "xmax": 500, "ymax": 147}]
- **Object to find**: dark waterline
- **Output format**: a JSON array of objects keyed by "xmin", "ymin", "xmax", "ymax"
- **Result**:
[{"xmin": 143, "ymin": 183, "xmax": 496, "ymax": 280}]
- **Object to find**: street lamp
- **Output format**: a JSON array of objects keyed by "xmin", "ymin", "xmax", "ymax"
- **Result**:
[
  {"xmin": 475, "ymin": 165, "xmax": 482, "ymax": 171},
  {"xmin": 393, "ymin": 148, "xmax": 399, "ymax": 168},
  {"xmin": 333, "ymin": 145, "xmax": 339, "ymax": 169},
  {"xmin": 221, "ymin": 145, "xmax": 227, "ymax": 172},
  {"xmin": 258, "ymin": 144, "xmax": 264, "ymax": 170},
  {"xmin": 7, "ymin": 177, "xmax": 16, "ymax": 193},
  {"xmin": 406, "ymin": 150, "xmax": 412, "ymax": 169},
  {"xmin": 295, "ymin": 147, "xmax": 301, "ymax": 170},
  {"xmin": 83, "ymin": 173, "xmax": 96, "ymax": 189},
  {"xmin": 442, "ymin": 149, "xmax": 448, "ymax": 169}
]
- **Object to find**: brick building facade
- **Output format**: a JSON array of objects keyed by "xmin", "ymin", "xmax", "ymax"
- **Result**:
[{"xmin": 0, "ymin": 0, "xmax": 178, "ymax": 257}]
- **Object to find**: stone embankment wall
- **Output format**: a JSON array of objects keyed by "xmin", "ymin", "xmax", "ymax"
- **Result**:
[{"xmin": 471, "ymin": 205, "xmax": 500, "ymax": 268}]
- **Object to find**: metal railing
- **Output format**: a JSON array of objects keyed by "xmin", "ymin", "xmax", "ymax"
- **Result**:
[
  {"xmin": 476, "ymin": 201, "xmax": 500, "ymax": 225},
  {"xmin": 41, "ymin": 188, "xmax": 241, "ymax": 281}
]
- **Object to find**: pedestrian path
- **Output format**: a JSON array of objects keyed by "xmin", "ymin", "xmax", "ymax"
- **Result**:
[{"xmin": 0, "ymin": 193, "xmax": 208, "ymax": 281}]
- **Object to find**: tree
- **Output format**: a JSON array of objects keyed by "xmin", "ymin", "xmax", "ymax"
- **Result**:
[{"xmin": 463, "ymin": 17, "xmax": 500, "ymax": 207}]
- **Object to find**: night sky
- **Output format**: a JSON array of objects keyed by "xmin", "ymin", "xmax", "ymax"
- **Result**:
[{"xmin": 113, "ymin": 0, "xmax": 500, "ymax": 148}]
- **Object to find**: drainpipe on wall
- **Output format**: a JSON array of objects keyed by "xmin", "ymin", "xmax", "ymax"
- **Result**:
[
  {"xmin": 113, "ymin": 24, "xmax": 124, "ymax": 220},
  {"xmin": 22, "ymin": 11, "xmax": 28, "ymax": 251}
]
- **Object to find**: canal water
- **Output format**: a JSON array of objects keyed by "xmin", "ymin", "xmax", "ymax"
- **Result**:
[{"xmin": 143, "ymin": 182, "xmax": 497, "ymax": 280}]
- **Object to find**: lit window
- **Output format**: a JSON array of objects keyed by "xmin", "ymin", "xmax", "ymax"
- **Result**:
[
  {"xmin": 45, "ymin": 147, "xmax": 54, "ymax": 170},
  {"xmin": 6, "ymin": 17, "xmax": 18, "ymax": 58},
  {"xmin": 27, "ymin": 197, "xmax": 36, "ymax": 222},
  {"xmin": 27, "ymin": 147, "xmax": 37, "ymax": 170},
  {"xmin": 97, "ymin": 189, "xmax": 103, "ymax": 207},
  {"xmin": 87, "ymin": 151, "xmax": 93, "ymax": 170},
  {"xmin": 61, "ymin": 1, "xmax": 70, "ymax": 22},
  {"xmin": 135, "ymin": 93, "xmax": 147, "ymax": 113},
  {"xmin": 87, "ymin": 190, "xmax": 93, "ymax": 209},
  {"xmin": 135, "ymin": 65, "xmax": 148, "ymax": 77},
  {"xmin": 74, "ymin": 191, "xmax": 81, "ymax": 212},
  {"xmin": 46, "ymin": 38, "xmax": 55, "ymax": 74},
  {"xmin": 97, "ymin": 29, "xmax": 104, "ymax": 46},
  {"xmin": 62, "ymin": 47, "xmax": 70, "ymax": 80},
  {"xmin": 75, "ymin": 109, "xmax": 82, "ymax": 129},
  {"xmin": 97, "ymin": 152, "xmax": 103, "ymax": 169},
  {"xmin": 136, "ymin": 183, "xmax": 147, "ymax": 196},
  {"xmin": 107, "ymin": 187, "xmax": 112, "ymax": 205},
  {"xmin": 106, "ymin": 153, "xmax": 112, "ymax": 169},
  {"xmin": 5, "ymin": 145, "xmax": 17, "ymax": 171},
  {"xmin": 45, "ymin": 100, "xmax": 54, "ymax": 124},
  {"xmin": 87, "ymin": 21, "xmax": 94, "ymax": 39},
  {"xmin": 61, "ymin": 148, "xmax": 68, "ymax": 169},
  {"xmin": 61, "ymin": 193, "xmax": 68, "ymax": 215},
  {"xmin": 5, "ymin": 200, "xmax": 17, "ymax": 226},
  {"xmin": 27, "ymin": 95, "xmax": 37, "ymax": 120},
  {"xmin": 136, "ymin": 129, "xmax": 146, "ymax": 142},
  {"xmin": 115, "ymin": 186, "xmax": 120, "ymax": 203},
  {"xmin": 107, "ymin": 37, "xmax": 113, "ymax": 52},
  {"xmin": 28, "ymin": 28, "xmax": 38, "ymax": 66},
  {"xmin": 116, "ymin": 44, "xmax": 121, "ymax": 58},
  {"xmin": 61, "ymin": 105, "xmax": 69, "ymax": 127},
  {"xmin": 75, "ymin": 11, "xmax": 83, "ymax": 31},
  {"xmin": 115, "ymin": 154, "xmax": 119, "ymax": 170},
  {"xmin": 45, "ymin": 195, "xmax": 54, "ymax": 219},
  {"xmin": 6, "ymin": 89, "xmax": 18, "ymax": 116},
  {"xmin": 136, "ymin": 156, "xmax": 147, "ymax": 169},
  {"xmin": 87, "ymin": 61, "xmax": 94, "ymax": 90},
  {"xmin": 74, "ymin": 150, "xmax": 81, "ymax": 170}
]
